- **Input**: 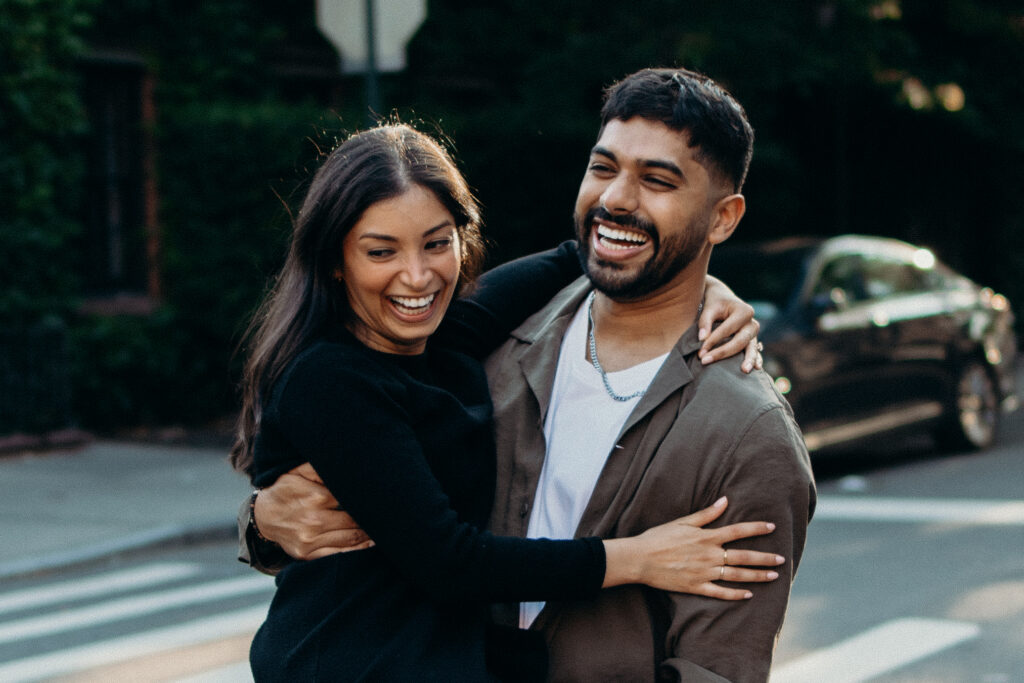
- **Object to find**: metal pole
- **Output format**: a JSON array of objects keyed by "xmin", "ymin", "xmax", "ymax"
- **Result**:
[{"xmin": 364, "ymin": 0, "xmax": 381, "ymax": 123}]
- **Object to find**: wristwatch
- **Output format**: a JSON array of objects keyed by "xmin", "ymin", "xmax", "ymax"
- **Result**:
[
  {"xmin": 248, "ymin": 488, "xmax": 270, "ymax": 542},
  {"xmin": 245, "ymin": 489, "xmax": 289, "ymax": 574}
]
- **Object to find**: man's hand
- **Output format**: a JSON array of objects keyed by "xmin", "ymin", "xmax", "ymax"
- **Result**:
[{"xmin": 254, "ymin": 463, "xmax": 373, "ymax": 560}]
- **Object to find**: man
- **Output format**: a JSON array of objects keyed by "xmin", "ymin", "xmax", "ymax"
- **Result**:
[{"xmin": 243, "ymin": 68, "xmax": 815, "ymax": 682}]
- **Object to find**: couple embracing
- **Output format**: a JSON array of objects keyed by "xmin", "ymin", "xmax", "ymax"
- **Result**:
[{"xmin": 232, "ymin": 67, "xmax": 815, "ymax": 682}]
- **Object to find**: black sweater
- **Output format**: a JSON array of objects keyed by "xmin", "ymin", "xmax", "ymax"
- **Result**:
[{"xmin": 248, "ymin": 243, "xmax": 605, "ymax": 682}]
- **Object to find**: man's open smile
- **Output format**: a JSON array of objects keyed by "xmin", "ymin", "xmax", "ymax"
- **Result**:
[{"xmin": 596, "ymin": 224, "xmax": 650, "ymax": 249}]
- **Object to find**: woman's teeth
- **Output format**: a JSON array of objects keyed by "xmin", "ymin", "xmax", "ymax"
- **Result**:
[{"xmin": 390, "ymin": 294, "xmax": 436, "ymax": 313}]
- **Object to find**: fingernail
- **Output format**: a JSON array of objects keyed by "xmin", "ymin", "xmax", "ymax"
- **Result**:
[
  {"xmin": 767, "ymin": 571, "xmax": 779, "ymax": 579},
  {"xmin": 775, "ymin": 555, "xmax": 784, "ymax": 564},
  {"xmin": 699, "ymin": 328, "xmax": 708, "ymax": 341},
  {"xmin": 714, "ymin": 496, "xmax": 727, "ymax": 507},
  {"xmin": 742, "ymin": 362, "xmax": 752, "ymax": 372},
  {"xmin": 766, "ymin": 522, "xmax": 776, "ymax": 531},
  {"xmin": 744, "ymin": 591, "xmax": 753, "ymax": 599},
  {"xmin": 702, "ymin": 354, "xmax": 713, "ymax": 365}
]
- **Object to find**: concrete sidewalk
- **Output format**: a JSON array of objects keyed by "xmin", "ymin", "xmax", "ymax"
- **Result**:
[{"xmin": 0, "ymin": 440, "xmax": 252, "ymax": 580}]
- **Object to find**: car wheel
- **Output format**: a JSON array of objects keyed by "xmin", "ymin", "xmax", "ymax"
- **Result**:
[{"xmin": 939, "ymin": 360, "xmax": 999, "ymax": 451}]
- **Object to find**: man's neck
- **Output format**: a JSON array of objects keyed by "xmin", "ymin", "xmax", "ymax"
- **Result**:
[{"xmin": 587, "ymin": 272, "xmax": 706, "ymax": 373}]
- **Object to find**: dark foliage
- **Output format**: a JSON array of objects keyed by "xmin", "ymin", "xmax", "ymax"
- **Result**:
[
  {"xmin": 4, "ymin": 0, "xmax": 1021, "ymax": 434},
  {"xmin": 0, "ymin": 0, "xmax": 90, "ymax": 325}
]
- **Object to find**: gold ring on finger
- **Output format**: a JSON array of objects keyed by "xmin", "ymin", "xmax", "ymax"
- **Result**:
[
  {"xmin": 756, "ymin": 341, "xmax": 764, "ymax": 352},
  {"xmin": 719, "ymin": 565, "xmax": 725, "ymax": 580}
]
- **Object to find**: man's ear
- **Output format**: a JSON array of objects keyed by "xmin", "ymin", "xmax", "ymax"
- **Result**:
[{"xmin": 707, "ymin": 194, "xmax": 745, "ymax": 245}]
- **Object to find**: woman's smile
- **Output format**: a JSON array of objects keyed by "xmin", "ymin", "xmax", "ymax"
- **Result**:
[{"xmin": 387, "ymin": 291, "xmax": 440, "ymax": 318}]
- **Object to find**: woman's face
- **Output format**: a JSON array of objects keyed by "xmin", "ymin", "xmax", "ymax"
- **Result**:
[{"xmin": 339, "ymin": 184, "xmax": 462, "ymax": 355}]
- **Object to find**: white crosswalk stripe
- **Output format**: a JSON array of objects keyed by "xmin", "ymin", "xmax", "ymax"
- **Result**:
[
  {"xmin": 0, "ymin": 563, "xmax": 203, "ymax": 616},
  {"xmin": 0, "ymin": 574, "xmax": 271, "ymax": 644},
  {"xmin": 771, "ymin": 618, "xmax": 981, "ymax": 683},
  {"xmin": 0, "ymin": 562, "xmax": 274, "ymax": 682},
  {"xmin": 0, "ymin": 607, "xmax": 268, "ymax": 682}
]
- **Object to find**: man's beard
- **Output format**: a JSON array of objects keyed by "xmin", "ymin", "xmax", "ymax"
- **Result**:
[{"xmin": 575, "ymin": 206, "xmax": 710, "ymax": 301}]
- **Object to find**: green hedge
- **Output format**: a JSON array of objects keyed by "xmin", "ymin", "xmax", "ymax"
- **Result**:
[
  {"xmin": 68, "ymin": 310, "xmax": 184, "ymax": 429},
  {"xmin": 0, "ymin": 321, "xmax": 72, "ymax": 433},
  {"xmin": 0, "ymin": 0, "xmax": 89, "ymax": 434},
  {"xmin": 0, "ymin": 0, "xmax": 89, "ymax": 325},
  {"xmin": 68, "ymin": 102, "xmax": 347, "ymax": 429}
]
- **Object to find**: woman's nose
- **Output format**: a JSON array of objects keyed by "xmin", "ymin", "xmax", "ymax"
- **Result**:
[{"xmin": 400, "ymin": 254, "xmax": 431, "ymax": 289}]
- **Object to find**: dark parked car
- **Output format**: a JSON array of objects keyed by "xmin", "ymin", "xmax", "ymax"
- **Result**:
[{"xmin": 710, "ymin": 235, "xmax": 1019, "ymax": 454}]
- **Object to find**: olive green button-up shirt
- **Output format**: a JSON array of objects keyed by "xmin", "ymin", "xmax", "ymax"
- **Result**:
[{"xmin": 486, "ymin": 277, "xmax": 816, "ymax": 683}]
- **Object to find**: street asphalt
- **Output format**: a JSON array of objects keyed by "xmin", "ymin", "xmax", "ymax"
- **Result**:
[{"xmin": 0, "ymin": 438, "xmax": 252, "ymax": 580}]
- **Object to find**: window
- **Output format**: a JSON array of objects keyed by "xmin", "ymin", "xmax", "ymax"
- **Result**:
[
  {"xmin": 860, "ymin": 255, "xmax": 929, "ymax": 299},
  {"xmin": 77, "ymin": 54, "xmax": 152, "ymax": 306},
  {"xmin": 816, "ymin": 254, "xmax": 869, "ymax": 303}
]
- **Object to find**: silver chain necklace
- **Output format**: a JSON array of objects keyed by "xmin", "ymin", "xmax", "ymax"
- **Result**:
[{"xmin": 586, "ymin": 290, "xmax": 703, "ymax": 402}]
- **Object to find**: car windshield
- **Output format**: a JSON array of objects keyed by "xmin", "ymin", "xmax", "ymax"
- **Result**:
[{"xmin": 709, "ymin": 243, "xmax": 815, "ymax": 319}]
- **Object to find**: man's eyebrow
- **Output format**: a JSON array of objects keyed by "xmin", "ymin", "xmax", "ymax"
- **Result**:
[
  {"xmin": 590, "ymin": 146, "xmax": 684, "ymax": 178},
  {"xmin": 641, "ymin": 158, "xmax": 684, "ymax": 177}
]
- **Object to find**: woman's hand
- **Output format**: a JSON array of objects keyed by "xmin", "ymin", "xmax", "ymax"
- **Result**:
[
  {"xmin": 602, "ymin": 497, "xmax": 784, "ymax": 600},
  {"xmin": 699, "ymin": 274, "xmax": 762, "ymax": 373}
]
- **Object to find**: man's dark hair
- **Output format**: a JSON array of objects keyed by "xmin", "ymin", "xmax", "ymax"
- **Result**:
[{"xmin": 600, "ymin": 68, "xmax": 754, "ymax": 193}]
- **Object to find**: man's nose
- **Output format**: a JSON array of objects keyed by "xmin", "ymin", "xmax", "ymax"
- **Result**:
[{"xmin": 600, "ymin": 174, "xmax": 639, "ymax": 215}]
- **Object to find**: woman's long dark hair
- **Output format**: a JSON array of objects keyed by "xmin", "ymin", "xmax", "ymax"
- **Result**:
[{"xmin": 230, "ymin": 124, "xmax": 485, "ymax": 475}]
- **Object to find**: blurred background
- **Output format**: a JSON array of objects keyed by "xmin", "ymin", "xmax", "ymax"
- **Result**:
[{"xmin": 2, "ymin": 0, "xmax": 1022, "ymax": 441}]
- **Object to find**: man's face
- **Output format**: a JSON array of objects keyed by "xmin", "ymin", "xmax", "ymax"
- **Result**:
[{"xmin": 574, "ymin": 117, "xmax": 717, "ymax": 300}]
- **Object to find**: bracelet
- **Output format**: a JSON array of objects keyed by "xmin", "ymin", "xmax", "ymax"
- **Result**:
[{"xmin": 248, "ymin": 488, "xmax": 272, "ymax": 543}]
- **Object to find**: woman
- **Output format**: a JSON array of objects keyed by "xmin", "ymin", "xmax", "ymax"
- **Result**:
[{"xmin": 231, "ymin": 124, "xmax": 778, "ymax": 681}]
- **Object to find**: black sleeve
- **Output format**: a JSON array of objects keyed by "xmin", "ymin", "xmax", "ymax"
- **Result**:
[
  {"xmin": 261, "ymin": 352, "xmax": 606, "ymax": 605},
  {"xmin": 436, "ymin": 240, "xmax": 582, "ymax": 358}
]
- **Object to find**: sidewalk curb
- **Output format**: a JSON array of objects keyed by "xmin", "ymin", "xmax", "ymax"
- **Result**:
[{"xmin": 0, "ymin": 521, "xmax": 237, "ymax": 582}]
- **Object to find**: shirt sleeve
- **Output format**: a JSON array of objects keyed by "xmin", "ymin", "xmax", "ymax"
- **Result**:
[
  {"xmin": 262, "ymin": 350, "xmax": 606, "ymax": 605},
  {"xmin": 659, "ymin": 406, "xmax": 815, "ymax": 683},
  {"xmin": 436, "ymin": 240, "xmax": 582, "ymax": 358}
]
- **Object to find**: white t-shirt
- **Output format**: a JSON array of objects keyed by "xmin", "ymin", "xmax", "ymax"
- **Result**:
[{"xmin": 520, "ymin": 297, "xmax": 668, "ymax": 628}]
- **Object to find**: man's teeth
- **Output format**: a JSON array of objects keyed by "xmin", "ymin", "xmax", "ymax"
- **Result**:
[
  {"xmin": 390, "ymin": 294, "xmax": 436, "ymax": 312},
  {"xmin": 596, "ymin": 225, "xmax": 649, "ymax": 248}
]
